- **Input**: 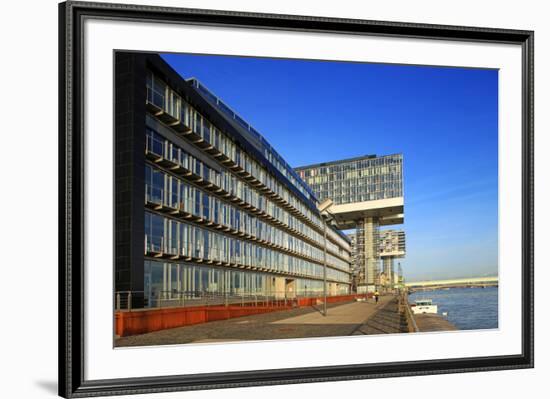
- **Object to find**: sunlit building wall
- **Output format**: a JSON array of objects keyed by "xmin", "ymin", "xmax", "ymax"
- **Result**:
[{"xmin": 115, "ymin": 53, "xmax": 352, "ymax": 308}]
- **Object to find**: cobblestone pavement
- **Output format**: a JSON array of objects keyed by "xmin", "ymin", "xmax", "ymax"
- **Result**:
[{"xmin": 116, "ymin": 295, "xmax": 395, "ymax": 347}]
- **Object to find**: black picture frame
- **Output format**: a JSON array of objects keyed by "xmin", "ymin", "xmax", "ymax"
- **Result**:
[{"xmin": 59, "ymin": 1, "xmax": 534, "ymax": 397}]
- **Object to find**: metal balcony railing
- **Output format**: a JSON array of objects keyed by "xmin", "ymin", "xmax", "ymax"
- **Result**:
[
  {"xmin": 144, "ymin": 235, "xmax": 164, "ymax": 255},
  {"xmin": 145, "ymin": 133, "xmax": 165, "ymax": 158},
  {"xmin": 146, "ymin": 87, "xmax": 164, "ymax": 111},
  {"xmin": 114, "ymin": 289, "xmax": 353, "ymax": 312},
  {"xmin": 145, "ymin": 184, "xmax": 164, "ymax": 207}
]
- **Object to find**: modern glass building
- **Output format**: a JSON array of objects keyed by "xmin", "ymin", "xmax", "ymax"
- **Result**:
[
  {"xmin": 379, "ymin": 230, "xmax": 406, "ymax": 289},
  {"xmin": 296, "ymin": 154, "xmax": 403, "ymax": 206},
  {"xmin": 379, "ymin": 229, "xmax": 406, "ymax": 257},
  {"xmin": 115, "ymin": 53, "xmax": 352, "ymax": 308},
  {"xmin": 296, "ymin": 155, "xmax": 404, "ymax": 292}
]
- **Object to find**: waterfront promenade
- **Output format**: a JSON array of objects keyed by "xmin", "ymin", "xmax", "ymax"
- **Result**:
[{"xmin": 116, "ymin": 295, "xmax": 397, "ymax": 346}]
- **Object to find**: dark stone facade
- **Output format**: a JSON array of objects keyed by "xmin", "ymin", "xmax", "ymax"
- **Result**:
[{"xmin": 115, "ymin": 52, "xmax": 146, "ymax": 307}]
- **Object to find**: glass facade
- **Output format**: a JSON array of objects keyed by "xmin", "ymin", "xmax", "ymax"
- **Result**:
[
  {"xmin": 144, "ymin": 211, "xmax": 350, "ymax": 279},
  {"xmin": 295, "ymin": 154, "xmax": 403, "ymax": 205},
  {"xmin": 379, "ymin": 230, "xmax": 406, "ymax": 256},
  {"xmin": 144, "ymin": 129, "xmax": 349, "ymax": 259},
  {"xmin": 142, "ymin": 69, "xmax": 352, "ymax": 306},
  {"xmin": 189, "ymin": 78, "xmax": 317, "ymax": 204},
  {"xmin": 146, "ymin": 72, "xmax": 331, "ymax": 232},
  {"xmin": 144, "ymin": 260, "xmax": 347, "ymax": 305}
]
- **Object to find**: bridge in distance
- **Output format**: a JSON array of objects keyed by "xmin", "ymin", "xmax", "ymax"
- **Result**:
[{"xmin": 405, "ymin": 276, "xmax": 498, "ymax": 291}]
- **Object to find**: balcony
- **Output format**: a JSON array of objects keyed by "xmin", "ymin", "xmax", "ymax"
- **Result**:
[
  {"xmin": 184, "ymin": 119, "xmax": 213, "ymax": 150},
  {"xmin": 191, "ymin": 248, "xmax": 205, "ymax": 262},
  {"xmin": 145, "ymin": 132, "xmax": 165, "ymax": 157},
  {"xmin": 146, "ymin": 87, "xmax": 190, "ymax": 129},
  {"xmin": 154, "ymin": 156, "xmax": 179, "ymax": 170},
  {"xmin": 146, "ymin": 87, "xmax": 164, "ymax": 115},
  {"xmin": 144, "ymin": 185, "xmax": 164, "ymax": 211},
  {"xmin": 157, "ymin": 95, "xmax": 180, "ymax": 125},
  {"xmin": 169, "ymin": 118, "xmax": 192, "ymax": 134},
  {"xmin": 145, "ymin": 134, "xmax": 186, "ymax": 171},
  {"xmin": 168, "ymin": 107, "xmax": 192, "ymax": 134},
  {"xmin": 230, "ymin": 163, "xmax": 244, "ymax": 173},
  {"xmin": 203, "ymin": 146, "xmax": 222, "ymax": 157},
  {"xmin": 221, "ymin": 158, "xmax": 237, "ymax": 168},
  {"xmin": 163, "ymin": 245, "xmax": 181, "ymax": 260},
  {"xmin": 144, "ymin": 235, "xmax": 164, "ymax": 258},
  {"xmin": 212, "ymin": 151, "xmax": 230, "ymax": 162},
  {"xmin": 190, "ymin": 134, "xmax": 214, "ymax": 151},
  {"xmin": 165, "ymin": 164, "xmax": 189, "ymax": 180}
]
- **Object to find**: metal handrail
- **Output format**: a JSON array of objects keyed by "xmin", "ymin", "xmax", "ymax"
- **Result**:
[
  {"xmin": 156, "ymin": 290, "xmax": 296, "ymax": 308},
  {"xmin": 114, "ymin": 289, "xmax": 354, "ymax": 311},
  {"xmin": 115, "ymin": 290, "xmax": 145, "ymax": 311}
]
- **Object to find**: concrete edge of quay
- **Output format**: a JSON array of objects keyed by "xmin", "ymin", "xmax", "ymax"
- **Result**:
[
  {"xmin": 413, "ymin": 313, "xmax": 458, "ymax": 332},
  {"xmin": 401, "ymin": 292, "xmax": 458, "ymax": 333}
]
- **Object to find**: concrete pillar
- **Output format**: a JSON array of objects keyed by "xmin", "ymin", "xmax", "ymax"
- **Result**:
[
  {"xmin": 363, "ymin": 217, "xmax": 380, "ymax": 291},
  {"xmin": 383, "ymin": 257, "xmax": 394, "ymax": 288}
]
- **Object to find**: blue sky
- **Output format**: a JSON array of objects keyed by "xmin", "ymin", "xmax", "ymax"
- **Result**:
[{"xmin": 162, "ymin": 53, "xmax": 498, "ymax": 282}]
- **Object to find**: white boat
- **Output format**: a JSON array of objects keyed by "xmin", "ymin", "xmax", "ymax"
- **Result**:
[{"xmin": 411, "ymin": 299, "xmax": 438, "ymax": 314}]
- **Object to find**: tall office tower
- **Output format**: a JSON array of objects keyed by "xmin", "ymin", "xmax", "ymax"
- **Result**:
[{"xmin": 296, "ymin": 154, "xmax": 404, "ymax": 293}]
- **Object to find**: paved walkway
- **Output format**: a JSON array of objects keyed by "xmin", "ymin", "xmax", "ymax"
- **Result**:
[
  {"xmin": 116, "ymin": 296, "xmax": 395, "ymax": 347},
  {"xmin": 272, "ymin": 297, "xmax": 392, "ymax": 325}
]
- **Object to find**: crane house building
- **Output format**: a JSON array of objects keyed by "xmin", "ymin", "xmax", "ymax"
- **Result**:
[
  {"xmin": 115, "ymin": 53, "xmax": 352, "ymax": 309},
  {"xmin": 295, "ymin": 154, "xmax": 404, "ymax": 293}
]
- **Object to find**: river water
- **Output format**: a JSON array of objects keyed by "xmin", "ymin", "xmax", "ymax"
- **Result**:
[{"xmin": 409, "ymin": 286, "xmax": 498, "ymax": 330}]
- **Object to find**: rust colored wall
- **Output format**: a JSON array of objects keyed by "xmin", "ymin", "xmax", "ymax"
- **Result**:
[{"xmin": 115, "ymin": 294, "xmax": 365, "ymax": 337}]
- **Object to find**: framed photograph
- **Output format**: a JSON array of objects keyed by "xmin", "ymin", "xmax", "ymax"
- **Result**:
[{"xmin": 59, "ymin": 1, "xmax": 534, "ymax": 397}]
